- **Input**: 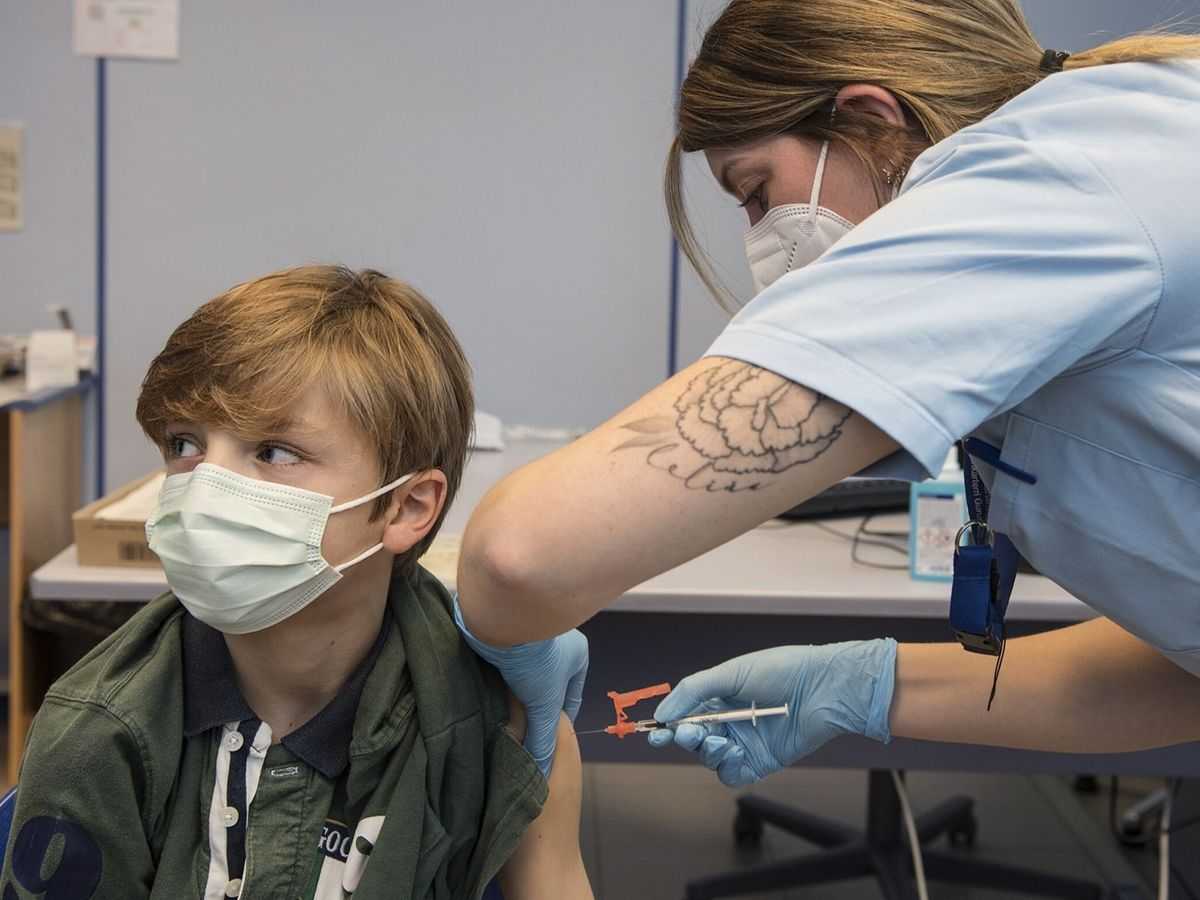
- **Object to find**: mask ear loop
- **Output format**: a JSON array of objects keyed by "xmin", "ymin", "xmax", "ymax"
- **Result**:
[
  {"xmin": 330, "ymin": 471, "xmax": 416, "ymax": 514},
  {"xmin": 783, "ymin": 139, "xmax": 830, "ymax": 272},
  {"xmin": 808, "ymin": 141, "xmax": 830, "ymax": 218},
  {"xmin": 329, "ymin": 471, "xmax": 418, "ymax": 572},
  {"xmin": 334, "ymin": 540, "xmax": 388, "ymax": 573}
]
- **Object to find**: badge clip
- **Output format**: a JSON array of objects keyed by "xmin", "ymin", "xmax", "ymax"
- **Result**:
[{"xmin": 950, "ymin": 520, "xmax": 1004, "ymax": 656}]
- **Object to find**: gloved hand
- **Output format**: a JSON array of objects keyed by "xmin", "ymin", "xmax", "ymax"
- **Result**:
[
  {"xmin": 647, "ymin": 639, "xmax": 897, "ymax": 786},
  {"xmin": 452, "ymin": 594, "xmax": 589, "ymax": 776}
]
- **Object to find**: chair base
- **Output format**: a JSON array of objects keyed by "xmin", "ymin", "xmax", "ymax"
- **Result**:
[{"xmin": 684, "ymin": 770, "xmax": 1106, "ymax": 900}]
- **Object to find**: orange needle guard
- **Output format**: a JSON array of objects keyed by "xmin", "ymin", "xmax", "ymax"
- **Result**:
[{"xmin": 604, "ymin": 683, "xmax": 672, "ymax": 738}]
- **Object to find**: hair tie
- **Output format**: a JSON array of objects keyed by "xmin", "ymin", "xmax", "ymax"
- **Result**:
[{"xmin": 1039, "ymin": 49, "xmax": 1070, "ymax": 72}]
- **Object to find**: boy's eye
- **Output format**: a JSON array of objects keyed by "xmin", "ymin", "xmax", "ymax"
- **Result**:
[
  {"xmin": 166, "ymin": 435, "xmax": 202, "ymax": 459},
  {"xmin": 258, "ymin": 444, "xmax": 302, "ymax": 466}
]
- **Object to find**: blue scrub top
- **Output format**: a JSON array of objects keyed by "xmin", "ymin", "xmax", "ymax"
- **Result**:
[{"xmin": 707, "ymin": 60, "xmax": 1200, "ymax": 674}]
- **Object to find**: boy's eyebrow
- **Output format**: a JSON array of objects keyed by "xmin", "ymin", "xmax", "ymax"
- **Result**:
[
  {"xmin": 263, "ymin": 416, "xmax": 328, "ymax": 440},
  {"xmin": 273, "ymin": 416, "xmax": 321, "ymax": 434}
]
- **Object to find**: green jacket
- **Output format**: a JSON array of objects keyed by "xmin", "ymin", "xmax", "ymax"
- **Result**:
[{"xmin": 2, "ymin": 567, "xmax": 546, "ymax": 899}]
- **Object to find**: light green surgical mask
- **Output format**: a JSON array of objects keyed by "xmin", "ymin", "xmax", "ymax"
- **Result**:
[{"xmin": 146, "ymin": 463, "xmax": 414, "ymax": 634}]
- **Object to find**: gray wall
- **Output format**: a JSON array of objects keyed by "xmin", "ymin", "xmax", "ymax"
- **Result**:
[
  {"xmin": 674, "ymin": 0, "xmax": 1200, "ymax": 368},
  {"xmin": 0, "ymin": 2, "xmax": 95, "ymax": 336},
  {"xmin": 103, "ymin": 0, "xmax": 677, "ymax": 489}
]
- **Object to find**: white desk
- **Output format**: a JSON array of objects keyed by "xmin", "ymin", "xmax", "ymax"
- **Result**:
[{"xmin": 32, "ymin": 438, "xmax": 1091, "ymax": 623}]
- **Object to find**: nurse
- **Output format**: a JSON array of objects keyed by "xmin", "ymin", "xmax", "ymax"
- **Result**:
[{"xmin": 454, "ymin": 0, "xmax": 1200, "ymax": 784}]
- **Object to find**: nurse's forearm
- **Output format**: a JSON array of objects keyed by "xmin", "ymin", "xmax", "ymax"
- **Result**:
[
  {"xmin": 890, "ymin": 616, "xmax": 1200, "ymax": 752},
  {"xmin": 458, "ymin": 357, "xmax": 897, "ymax": 646}
]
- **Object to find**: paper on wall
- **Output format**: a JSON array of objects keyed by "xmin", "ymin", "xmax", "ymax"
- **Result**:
[
  {"xmin": 74, "ymin": 0, "xmax": 180, "ymax": 60},
  {"xmin": 0, "ymin": 124, "xmax": 22, "ymax": 232},
  {"xmin": 26, "ymin": 330, "xmax": 79, "ymax": 392}
]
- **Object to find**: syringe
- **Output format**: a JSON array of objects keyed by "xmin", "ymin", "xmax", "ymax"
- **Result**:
[
  {"xmin": 667, "ymin": 702, "xmax": 790, "ymax": 730},
  {"xmin": 579, "ymin": 702, "xmax": 789, "ymax": 736}
]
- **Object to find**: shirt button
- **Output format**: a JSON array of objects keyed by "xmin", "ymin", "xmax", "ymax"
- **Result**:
[
  {"xmin": 224, "ymin": 878, "xmax": 242, "ymax": 898},
  {"xmin": 221, "ymin": 806, "xmax": 240, "ymax": 828},
  {"xmin": 224, "ymin": 731, "xmax": 245, "ymax": 752}
]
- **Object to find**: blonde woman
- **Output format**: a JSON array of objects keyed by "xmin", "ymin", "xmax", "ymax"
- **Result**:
[{"xmin": 454, "ymin": 0, "xmax": 1200, "ymax": 788}]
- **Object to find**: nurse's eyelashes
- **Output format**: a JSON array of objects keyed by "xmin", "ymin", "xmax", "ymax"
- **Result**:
[{"xmin": 613, "ymin": 359, "xmax": 852, "ymax": 492}]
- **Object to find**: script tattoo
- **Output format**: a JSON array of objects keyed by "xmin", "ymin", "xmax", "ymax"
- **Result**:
[{"xmin": 615, "ymin": 360, "xmax": 852, "ymax": 492}]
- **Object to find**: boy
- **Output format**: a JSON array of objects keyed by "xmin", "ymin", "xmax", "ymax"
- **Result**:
[{"xmin": 2, "ymin": 266, "xmax": 591, "ymax": 900}]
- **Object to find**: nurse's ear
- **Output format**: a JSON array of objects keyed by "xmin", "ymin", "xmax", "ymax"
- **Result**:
[
  {"xmin": 381, "ymin": 470, "xmax": 448, "ymax": 555},
  {"xmin": 834, "ymin": 84, "xmax": 909, "ymax": 129}
]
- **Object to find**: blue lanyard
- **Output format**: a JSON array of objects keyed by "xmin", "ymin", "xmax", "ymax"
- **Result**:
[{"xmin": 951, "ymin": 438, "xmax": 1037, "ymax": 708}]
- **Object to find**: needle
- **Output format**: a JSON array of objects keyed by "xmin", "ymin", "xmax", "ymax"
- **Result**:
[{"xmin": 577, "ymin": 720, "xmax": 657, "ymax": 736}]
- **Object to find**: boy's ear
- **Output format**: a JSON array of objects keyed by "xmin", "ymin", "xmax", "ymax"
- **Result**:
[{"xmin": 381, "ymin": 470, "xmax": 449, "ymax": 556}]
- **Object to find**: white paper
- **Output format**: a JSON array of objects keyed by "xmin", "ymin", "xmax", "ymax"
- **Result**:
[
  {"xmin": 470, "ymin": 410, "xmax": 506, "ymax": 451},
  {"xmin": 76, "ymin": 335, "xmax": 98, "ymax": 372},
  {"xmin": 0, "ymin": 124, "xmax": 22, "ymax": 232},
  {"xmin": 96, "ymin": 473, "xmax": 166, "ymax": 521},
  {"xmin": 26, "ymin": 330, "xmax": 79, "ymax": 392},
  {"xmin": 74, "ymin": 0, "xmax": 180, "ymax": 60},
  {"xmin": 912, "ymin": 491, "xmax": 966, "ymax": 578}
]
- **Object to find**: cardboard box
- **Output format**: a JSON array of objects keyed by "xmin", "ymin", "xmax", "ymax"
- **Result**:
[{"xmin": 73, "ymin": 471, "xmax": 164, "ymax": 567}]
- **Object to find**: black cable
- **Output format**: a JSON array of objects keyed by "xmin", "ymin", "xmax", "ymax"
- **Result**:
[
  {"xmin": 811, "ymin": 519, "xmax": 908, "ymax": 555},
  {"xmin": 860, "ymin": 518, "xmax": 909, "ymax": 539},
  {"xmin": 985, "ymin": 637, "xmax": 1005, "ymax": 711},
  {"xmin": 809, "ymin": 516, "xmax": 911, "ymax": 570},
  {"xmin": 862, "ymin": 513, "xmax": 910, "ymax": 538},
  {"xmin": 852, "ymin": 517, "xmax": 911, "ymax": 571},
  {"xmin": 809, "ymin": 520, "xmax": 861, "ymax": 540}
]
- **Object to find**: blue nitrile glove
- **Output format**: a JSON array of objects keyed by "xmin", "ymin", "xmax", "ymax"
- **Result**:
[
  {"xmin": 452, "ymin": 594, "xmax": 589, "ymax": 776},
  {"xmin": 647, "ymin": 639, "xmax": 897, "ymax": 786}
]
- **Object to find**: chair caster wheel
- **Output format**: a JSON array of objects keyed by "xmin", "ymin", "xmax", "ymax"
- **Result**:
[
  {"xmin": 948, "ymin": 815, "xmax": 978, "ymax": 849},
  {"xmin": 733, "ymin": 809, "xmax": 764, "ymax": 848}
]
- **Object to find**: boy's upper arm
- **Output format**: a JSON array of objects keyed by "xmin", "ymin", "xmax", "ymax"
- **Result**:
[
  {"xmin": 499, "ymin": 710, "xmax": 591, "ymax": 900},
  {"xmin": 2, "ymin": 698, "xmax": 155, "ymax": 899}
]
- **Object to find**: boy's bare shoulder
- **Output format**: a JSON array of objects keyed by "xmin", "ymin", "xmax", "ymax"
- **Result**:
[{"xmin": 505, "ymin": 690, "xmax": 528, "ymax": 742}]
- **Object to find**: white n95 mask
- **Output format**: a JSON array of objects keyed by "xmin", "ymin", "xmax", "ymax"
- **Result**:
[
  {"xmin": 744, "ymin": 141, "xmax": 855, "ymax": 295},
  {"xmin": 145, "ymin": 463, "xmax": 414, "ymax": 634}
]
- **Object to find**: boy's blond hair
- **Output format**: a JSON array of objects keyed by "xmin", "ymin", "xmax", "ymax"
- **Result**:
[{"xmin": 136, "ymin": 265, "xmax": 473, "ymax": 575}]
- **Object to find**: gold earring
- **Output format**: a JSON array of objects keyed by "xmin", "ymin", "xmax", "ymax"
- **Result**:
[{"xmin": 882, "ymin": 163, "xmax": 907, "ymax": 186}]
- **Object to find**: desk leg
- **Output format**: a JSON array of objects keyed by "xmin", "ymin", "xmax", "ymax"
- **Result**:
[{"xmin": 7, "ymin": 398, "xmax": 83, "ymax": 785}]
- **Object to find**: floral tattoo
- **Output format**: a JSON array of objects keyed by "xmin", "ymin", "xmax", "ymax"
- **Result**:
[{"xmin": 615, "ymin": 361, "xmax": 852, "ymax": 492}]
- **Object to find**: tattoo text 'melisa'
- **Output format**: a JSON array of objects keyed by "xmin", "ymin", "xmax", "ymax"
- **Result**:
[{"xmin": 614, "ymin": 361, "xmax": 852, "ymax": 492}]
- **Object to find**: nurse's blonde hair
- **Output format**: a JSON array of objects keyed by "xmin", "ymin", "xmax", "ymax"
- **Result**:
[{"xmin": 668, "ymin": 0, "xmax": 1200, "ymax": 311}]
